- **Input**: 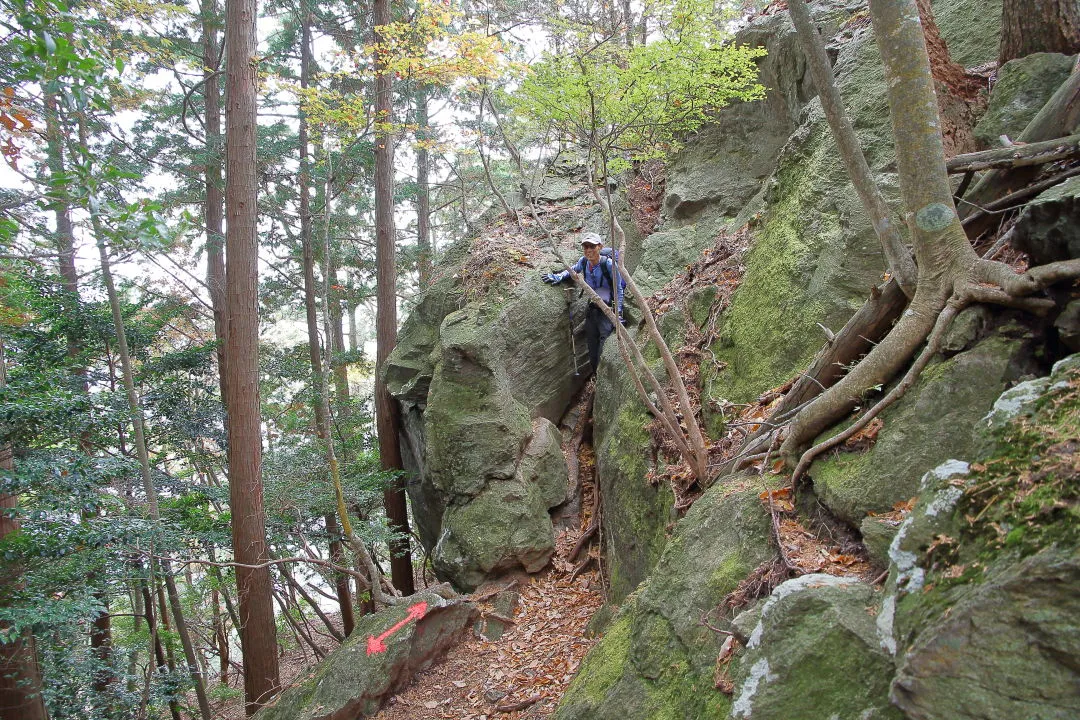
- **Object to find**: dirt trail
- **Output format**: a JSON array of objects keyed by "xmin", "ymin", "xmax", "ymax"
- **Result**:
[{"xmin": 375, "ymin": 528, "xmax": 604, "ymax": 719}]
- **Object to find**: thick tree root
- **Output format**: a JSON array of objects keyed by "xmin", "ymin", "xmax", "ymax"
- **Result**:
[{"xmin": 790, "ymin": 300, "xmax": 961, "ymax": 485}]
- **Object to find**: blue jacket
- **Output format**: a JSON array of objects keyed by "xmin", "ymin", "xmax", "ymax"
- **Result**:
[{"xmin": 553, "ymin": 256, "xmax": 625, "ymax": 313}]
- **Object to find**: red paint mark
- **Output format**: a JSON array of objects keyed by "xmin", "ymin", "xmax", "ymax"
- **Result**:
[{"xmin": 365, "ymin": 602, "xmax": 428, "ymax": 655}]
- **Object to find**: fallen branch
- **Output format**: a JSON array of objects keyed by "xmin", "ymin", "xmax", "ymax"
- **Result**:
[
  {"xmin": 946, "ymin": 133, "xmax": 1080, "ymax": 174},
  {"xmin": 495, "ymin": 694, "xmax": 542, "ymax": 713},
  {"xmin": 960, "ymin": 164, "xmax": 1080, "ymax": 228}
]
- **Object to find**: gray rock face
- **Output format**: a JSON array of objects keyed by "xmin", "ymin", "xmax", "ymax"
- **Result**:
[
  {"xmin": 556, "ymin": 483, "xmax": 774, "ymax": 720},
  {"xmin": 892, "ymin": 546, "xmax": 1080, "ymax": 720},
  {"xmin": 730, "ymin": 575, "xmax": 901, "ymax": 720},
  {"xmin": 974, "ymin": 53, "xmax": 1076, "ymax": 147},
  {"xmin": 1014, "ymin": 175, "xmax": 1080, "ymax": 266},
  {"xmin": 591, "ymin": 343, "xmax": 677, "ymax": 603},
  {"xmin": 387, "ymin": 262, "xmax": 584, "ymax": 591},
  {"xmin": 663, "ymin": 7, "xmax": 827, "ymax": 226},
  {"xmin": 255, "ymin": 594, "xmax": 476, "ymax": 720}
]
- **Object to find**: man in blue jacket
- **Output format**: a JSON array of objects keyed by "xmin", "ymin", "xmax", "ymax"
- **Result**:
[{"xmin": 542, "ymin": 232, "xmax": 625, "ymax": 373}]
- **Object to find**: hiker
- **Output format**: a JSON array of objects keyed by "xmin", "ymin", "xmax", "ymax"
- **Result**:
[{"xmin": 541, "ymin": 232, "xmax": 625, "ymax": 373}]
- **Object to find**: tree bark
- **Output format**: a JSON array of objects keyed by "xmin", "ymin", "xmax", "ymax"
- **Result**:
[
  {"xmin": 141, "ymin": 581, "xmax": 181, "ymax": 720},
  {"xmin": 203, "ymin": 0, "xmax": 228, "ymax": 403},
  {"xmin": 225, "ymin": 0, "xmax": 281, "ymax": 709},
  {"xmin": 0, "ymin": 339, "xmax": 48, "ymax": 720},
  {"xmin": 325, "ymin": 511, "xmax": 356, "ymax": 633},
  {"xmin": 374, "ymin": 0, "xmax": 416, "ymax": 597},
  {"xmin": 789, "ymin": 0, "xmax": 917, "ymax": 295},
  {"xmin": 415, "ymin": 89, "xmax": 433, "ymax": 287},
  {"xmin": 1000, "ymin": 0, "xmax": 1080, "ymax": 65}
]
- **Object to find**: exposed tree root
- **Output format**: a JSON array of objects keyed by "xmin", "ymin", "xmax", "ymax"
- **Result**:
[{"xmin": 790, "ymin": 300, "xmax": 962, "ymax": 485}]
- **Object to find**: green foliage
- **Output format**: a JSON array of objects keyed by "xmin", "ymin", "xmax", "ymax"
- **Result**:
[{"xmin": 511, "ymin": 0, "xmax": 765, "ymax": 170}]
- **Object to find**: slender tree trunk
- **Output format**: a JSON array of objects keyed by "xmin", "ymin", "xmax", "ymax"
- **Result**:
[
  {"xmin": 0, "ymin": 339, "xmax": 48, "ymax": 720},
  {"xmin": 212, "ymin": 585, "xmax": 229, "ymax": 683},
  {"xmin": 1000, "ymin": 0, "xmax": 1080, "ymax": 65},
  {"xmin": 225, "ymin": 0, "xmax": 281, "ymax": 709},
  {"xmin": 298, "ymin": 4, "xmax": 330, "ymax": 438},
  {"xmin": 203, "ymin": 0, "xmax": 228, "ymax": 403},
  {"xmin": 141, "ymin": 582, "xmax": 182, "ymax": 720},
  {"xmin": 789, "ymin": 0, "xmax": 917, "ymax": 295},
  {"xmin": 84, "ymin": 107, "xmax": 214, "ymax": 720},
  {"xmin": 44, "ymin": 90, "xmax": 114, "ymax": 703},
  {"xmin": 415, "ymin": 89, "xmax": 433, "ymax": 286},
  {"xmin": 374, "ymin": 0, "xmax": 415, "ymax": 597},
  {"xmin": 325, "ymin": 512, "xmax": 356, "ymax": 632}
]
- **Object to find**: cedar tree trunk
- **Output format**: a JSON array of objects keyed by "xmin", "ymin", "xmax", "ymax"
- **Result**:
[
  {"xmin": 224, "ymin": 0, "xmax": 281, "ymax": 710},
  {"xmin": 374, "ymin": 0, "xmax": 415, "ymax": 596}
]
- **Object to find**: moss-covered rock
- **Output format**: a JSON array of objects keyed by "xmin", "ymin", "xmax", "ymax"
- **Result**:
[
  {"xmin": 893, "ymin": 545, "xmax": 1080, "ymax": 720},
  {"xmin": 874, "ymin": 356, "xmax": 1080, "ymax": 719},
  {"xmin": 932, "ymin": 0, "xmax": 1002, "ymax": 67},
  {"xmin": 809, "ymin": 334, "xmax": 1030, "ymax": 525},
  {"xmin": 255, "ymin": 594, "xmax": 476, "ymax": 720},
  {"xmin": 555, "ymin": 482, "xmax": 774, "ymax": 720},
  {"xmin": 729, "ymin": 574, "xmax": 901, "ymax": 720},
  {"xmin": 389, "ymin": 246, "xmax": 589, "ymax": 590},
  {"xmin": 973, "ymin": 53, "xmax": 1075, "ymax": 147},
  {"xmin": 704, "ymin": 31, "xmax": 901, "ymax": 405}
]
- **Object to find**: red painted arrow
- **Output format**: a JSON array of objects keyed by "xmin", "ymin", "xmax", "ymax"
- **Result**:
[{"xmin": 366, "ymin": 602, "xmax": 428, "ymax": 655}]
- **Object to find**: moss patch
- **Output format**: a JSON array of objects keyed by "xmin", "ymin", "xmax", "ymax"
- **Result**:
[
  {"xmin": 954, "ymin": 361, "xmax": 1080, "ymax": 569},
  {"xmin": 560, "ymin": 613, "xmax": 633, "ymax": 708},
  {"xmin": 600, "ymin": 405, "xmax": 675, "ymax": 602}
]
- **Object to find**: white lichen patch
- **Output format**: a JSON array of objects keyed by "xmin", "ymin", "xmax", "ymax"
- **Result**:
[
  {"xmin": 888, "ymin": 516, "xmax": 924, "ymax": 594},
  {"xmin": 982, "ymin": 378, "xmax": 1047, "ymax": 428},
  {"xmin": 925, "ymin": 486, "xmax": 964, "ymax": 518},
  {"xmin": 747, "ymin": 574, "xmax": 859, "ymax": 649},
  {"xmin": 876, "ymin": 593, "xmax": 897, "ymax": 655},
  {"xmin": 732, "ymin": 658, "xmax": 778, "ymax": 718},
  {"xmin": 919, "ymin": 459, "xmax": 970, "ymax": 490}
]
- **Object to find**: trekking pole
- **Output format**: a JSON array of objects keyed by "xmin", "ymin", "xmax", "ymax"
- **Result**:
[{"xmin": 566, "ymin": 288, "xmax": 580, "ymax": 377}]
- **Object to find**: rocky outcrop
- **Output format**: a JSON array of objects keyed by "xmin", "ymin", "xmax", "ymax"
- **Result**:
[
  {"xmin": 809, "ymin": 329, "xmax": 1039, "ymax": 524},
  {"xmin": 730, "ymin": 575, "xmax": 900, "ymax": 720},
  {"xmin": 387, "ymin": 268, "xmax": 583, "ymax": 591}
]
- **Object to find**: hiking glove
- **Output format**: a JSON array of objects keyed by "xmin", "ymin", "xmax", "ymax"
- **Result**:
[{"xmin": 541, "ymin": 272, "xmax": 560, "ymax": 285}]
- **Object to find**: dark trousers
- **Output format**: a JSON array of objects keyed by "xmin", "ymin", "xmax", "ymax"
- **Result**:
[{"xmin": 585, "ymin": 304, "xmax": 614, "ymax": 373}]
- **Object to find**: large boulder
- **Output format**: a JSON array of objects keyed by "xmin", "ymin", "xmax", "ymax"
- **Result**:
[
  {"xmin": 893, "ymin": 546, "xmax": 1080, "ymax": 720},
  {"xmin": 555, "ymin": 482, "xmax": 774, "ymax": 720},
  {"xmin": 877, "ymin": 354, "xmax": 1080, "ymax": 719},
  {"xmin": 1013, "ymin": 174, "xmax": 1080, "ymax": 266},
  {"xmin": 386, "ymin": 247, "xmax": 587, "ymax": 591},
  {"xmin": 592, "ymin": 342, "xmax": 677, "ymax": 602},
  {"xmin": 662, "ymin": 6, "xmax": 835, "ymax": 226},
  {"xmin": 729, "ymin": 575, "xmax": 901, "ymax": 720},
  {"xmin": 973, "ymin": 53, "xmax": 1076, "ymax": 147},
  {"xmin": 255, "ymin": 594, "xmax": 477, "ymax": 720}
]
